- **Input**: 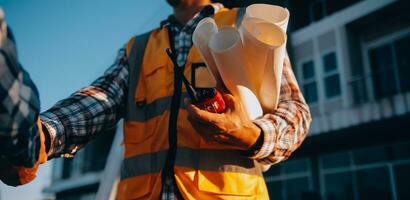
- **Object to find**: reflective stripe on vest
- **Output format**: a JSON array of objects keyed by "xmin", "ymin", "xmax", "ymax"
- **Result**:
[
  {"xmin": 117, "ymin": 7, "xmax": 269, "ymax": 200},
  {"xmin": 121, "ymin": 147, "xmax": 261, "ymax": 179}
]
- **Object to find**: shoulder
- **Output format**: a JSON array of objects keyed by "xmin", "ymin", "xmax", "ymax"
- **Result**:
[{"xmin": 125, "ymin": 28, "xmax": 159, "ymax": 58}]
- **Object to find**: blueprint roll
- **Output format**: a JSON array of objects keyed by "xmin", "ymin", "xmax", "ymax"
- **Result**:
[
  {"xmin": 239, "ymin": 17, "xmax": 286, "ymax": 111},
  {"xmin": 208, "ymin": 27, "xmax": 263, "ymax": 120},
  {"xmin": 244, "ymin": 4, "xmax": 290, "ymax": 32},
  {"xmin": 193, "ymin": 17, "xmax": 219, "ymax": 88}
]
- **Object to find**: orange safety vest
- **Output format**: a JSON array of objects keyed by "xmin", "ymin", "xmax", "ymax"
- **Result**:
[{"xmin": 117, "ymin": 7, "xmax": 269, "ymax": 200}]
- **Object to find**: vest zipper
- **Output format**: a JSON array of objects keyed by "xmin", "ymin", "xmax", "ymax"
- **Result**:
[
  {"xmin": 163, "ymin": 63, "xmax": 184, "ymax": 181},
  {"xmin": 161, "ymin": 28, "xmax": 184, "ymax": 198}
]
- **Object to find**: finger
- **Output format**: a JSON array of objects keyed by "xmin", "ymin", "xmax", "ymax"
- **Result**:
[
  {"xmin": 186, "ymin": 101, "xmax": 219, "ymax": 124},
  {"xmin": 187, "ymin": 116, "xmax": 214, "ymax": 142},
  {"xmin": 187, "ymin": 114, "xmax": 219, "ymax": 132},
  {"xmin": 222, "ymin": 94, "xmax": 238, "ymax": 112}
]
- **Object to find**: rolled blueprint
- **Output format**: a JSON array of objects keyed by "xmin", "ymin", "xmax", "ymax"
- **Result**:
[
  {"xmin": 239, "ymin": 17, "xmax": 287, "ymax": 111},
  {"xmin": 244, "ymin": 4, "xmax": 290, "ymax": 31},
  {"xmin": 192, "ymin": 17, "xmax": 219, "ymax": 88},
  {"xmin": 208, "ymin": 27, "xmax": 263, "ymax": 119}
]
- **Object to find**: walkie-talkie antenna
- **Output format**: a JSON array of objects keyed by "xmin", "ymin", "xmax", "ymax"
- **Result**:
[
  {"xmin": 166, "ymin": 48, "xmax": 199, "ymax": 102},
  {"xmin": 182, "ymin": 75, "xmax": 199, "ymax": 102},
  {"xmin": 166, "ymin": 48, "xmax": 178, "ymax": 68}
]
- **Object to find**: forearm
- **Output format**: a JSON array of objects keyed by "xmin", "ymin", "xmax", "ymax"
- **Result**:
[
  {"xmin": 41, "ymin": 48, "xmax": 128, "ymax": 158},
  {"xmin": 251, "ymin": 55, "xmax": 312, "ymax": 165}
]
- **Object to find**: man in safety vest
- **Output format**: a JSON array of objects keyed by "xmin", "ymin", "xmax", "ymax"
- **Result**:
[{"xmin": 0, "ymin": 0, "xmax": 311, "ymax": 199}]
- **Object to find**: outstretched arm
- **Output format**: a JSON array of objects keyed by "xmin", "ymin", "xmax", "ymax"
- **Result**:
[
  {"xmin": 0, "ymin": 8, "xmax": 132, "ymax": 185},
  {"xmin": 41, "ymin": 47, "xmax": 129, "ymax": 159}
]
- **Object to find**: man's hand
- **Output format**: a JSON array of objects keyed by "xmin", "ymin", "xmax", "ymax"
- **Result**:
[
  {"xmin": 185, "ymin": 94, "xmax": 261, "ymax": 151},
  {"xmin": 0, "ymin": 7, "xmax": 7, "ymax": 47}
]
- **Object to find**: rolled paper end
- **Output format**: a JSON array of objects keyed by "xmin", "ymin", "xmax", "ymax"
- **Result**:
[
  {"xmin": 193, "ymin": 17, "xmax": 218, "ymax": 46},
  {"xmin": 236, "ymin": 85, "xmax": 263, "ymax": 120},
  {"xmin": 209, "ymin": 27, "xmax": 242, "ymax": 53},
  {"xmin": 245, "ymin": 4, "xmax": 290, "ymax": 31},
  {"xmin": 241, "ymin": 17, "xmax": 286, "ymax": 48}
]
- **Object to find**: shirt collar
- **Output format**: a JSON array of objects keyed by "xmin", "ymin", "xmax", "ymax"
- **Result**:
[{"xmin": 160, "ymin": 3, "xmax": 224, "ymax": 29}]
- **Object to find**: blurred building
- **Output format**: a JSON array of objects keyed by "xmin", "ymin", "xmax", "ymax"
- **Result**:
[
  {"xmin": 43, "ymin": 129, "xmax": 115, "ymax": 200},
  {"xmin": 43, "ymin": 0, "xmax": 410, "ymax": 200},
  {"xmin": 263, "ymin": 0, "xmax": 410, "ymax": 200}
]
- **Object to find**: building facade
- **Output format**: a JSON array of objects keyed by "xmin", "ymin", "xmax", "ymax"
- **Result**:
[{"xmin": 264, "ymin": 0, "xmax": 410, "ymax": 199}]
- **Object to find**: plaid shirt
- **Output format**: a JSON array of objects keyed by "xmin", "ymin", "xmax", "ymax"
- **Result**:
[
  {"xmin": 3, "ymin": 4, "xmax": 311, "ymax": 199},
  {"xmin": 0, "ymin": 27, "xmax": 41, "ymax": 168}
]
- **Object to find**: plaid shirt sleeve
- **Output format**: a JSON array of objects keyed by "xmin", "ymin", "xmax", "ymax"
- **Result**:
[
  {"xmin": 40, "ymin": 47, "xmax": 128, "ymax": 158},
  {"xmin": 0, "ymin": 28, "xmax": 42, "ymax": 168},
  {"xmin": 251, "ymin": 54, "xmax": 312, "ymax": 165}
]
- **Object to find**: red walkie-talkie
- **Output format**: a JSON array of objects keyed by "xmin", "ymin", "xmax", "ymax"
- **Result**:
[{"xmin": 166, "ymin": 48, "xmax": 226, "ymax": 113}]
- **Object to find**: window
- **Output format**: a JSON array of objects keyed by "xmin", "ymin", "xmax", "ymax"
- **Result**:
[
  {"xmin": 301, "ymin": 60, "xmax": 319, "ymax": 104},
  {"xmin": 369, "ymin": 44, "xmax": 397, "ymax": 99},
  {"xmin": 393, "ymin": 35, "xmax": 410, "ymax": 92},
  {"xmin": 267, "ymin": 181, "xmax": 283, "ymax": 200},
  {"xmin": 322, "ymin": 52, "xmax": 341, "ymax": 98},
  {"xmin": 264, "ymin": 141, "xmax": 410, "ymax": 199},
  {"xmin": 321, "ymin": 151, "xmax": 351, "ymax": 169},
  {"xmin": 394, "ymin": 163, "xmax": 410, "ymax": 199},
  {"xmin": 353, "ymin": 146, "xmax": 389, "ymax": 165},
  {"xmin": 368, "ymin": 34, "xmax": 410, "ymax": 99},
  {"xmin": 285, "ymin": 177, "xmax": 312, "ymax": 200},
  {"xmin": 326, "ymin": 0, "xmax": 363, "ymax": 15},
  {"xmin": 62, "ymin": 150, "xmax": 84, "ymax": 179},
  {"xmin": 356, "ymin": 167, "xmax": 392, "ymax": 200},
  {"xmin": 319, "ymin": 142, "xmax": 410, "ymax": 200},
  {"xmin": 391, "ymin": 141, "xmax": 410, "ymax": 160},
  {"xmin": 310, "ymin": 1, "xmax": 325, "ymax": 22},
  {"xmin": 324, "ymin": 171, "xmax": 354, "ymax": 200},
  {"xmin": 265, "ymin": 158, "xmax": 315, "ymax": 200},
  {"xmin": 289, "ymin": 0, "xmax": 362, "ymax": 30}
]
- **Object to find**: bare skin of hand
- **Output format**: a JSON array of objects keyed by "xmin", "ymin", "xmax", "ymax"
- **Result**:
[{"xmin": 185, "ymin": 94, "xmax": 261, "ymax": 151}]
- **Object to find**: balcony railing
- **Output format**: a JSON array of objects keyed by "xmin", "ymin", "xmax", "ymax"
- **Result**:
[{"xmin": 308, "ymin": 74, "xmax": 410, "ymax": 135}]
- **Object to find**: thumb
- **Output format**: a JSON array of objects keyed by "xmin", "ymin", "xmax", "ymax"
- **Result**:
[{"xmin": 222, "ymin": 94, "xmax": 238, "ymax": 112}]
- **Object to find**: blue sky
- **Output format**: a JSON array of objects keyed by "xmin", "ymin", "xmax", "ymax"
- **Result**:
[{"xmin": 0, "ymin": 0, "xmax": 172, "ymax": 199}]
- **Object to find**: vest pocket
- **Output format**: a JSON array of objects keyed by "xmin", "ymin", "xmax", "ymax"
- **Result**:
[
  {"xmin": 143, "ymin": 64, "xmax": 172, "ymax": 104},
  {"xmin": 123, "ymin": 116, "xmax": 159, "ymax": 144},
  {"xmin": 197, "ymin": 170, "xmax": 258, "ymax": 196},
  {"xmin": 196, "ymin": 146, "xmax": 262, "ymax": 196}
]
